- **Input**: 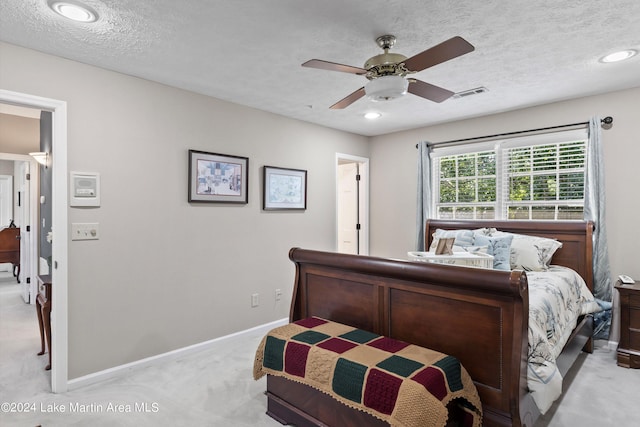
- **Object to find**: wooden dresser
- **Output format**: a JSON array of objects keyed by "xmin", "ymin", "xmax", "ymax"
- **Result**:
[
  {"xmin": 616, "ymin": 280, "xmax": 640, "ymax": 368},
  {"xmin": 0, "ymin": 227, "xmax": 20, "ymax": 282}
]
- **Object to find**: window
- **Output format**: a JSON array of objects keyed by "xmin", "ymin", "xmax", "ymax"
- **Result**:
[{"xmin": 431, "ymin": 129, "xmax": 587, "ymax": 220}]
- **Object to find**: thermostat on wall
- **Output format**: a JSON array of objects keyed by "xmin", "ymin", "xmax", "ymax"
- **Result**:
[{"xmin": 70, "ymin": 172, "xmax": 100, "ymax": 207}]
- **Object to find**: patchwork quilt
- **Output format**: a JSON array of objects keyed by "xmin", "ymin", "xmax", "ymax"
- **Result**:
[{"xmin": 254, "ymin": 317, "xmax": 482, "ymax": 427}]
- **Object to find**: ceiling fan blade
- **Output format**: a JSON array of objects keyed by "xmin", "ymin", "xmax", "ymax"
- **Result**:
[
  {"xmin": 408, "ymin": 79, "xmax": 454, "ymax": 103},
  {"xmin": 403, "ymin": 36, "xmax": 474, "ymax": 72},
  {"xmin": 302, "ymin": 59, "xmax": 367, "ymax": 75},
  {"xmin": 330, "ymin": 87, "xmax": 366, "ymax": 109}
]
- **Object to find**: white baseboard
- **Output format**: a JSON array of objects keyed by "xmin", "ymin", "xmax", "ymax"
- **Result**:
[
  {"xmin": 67, "ymin": 317, "xmax": 288, "ymax": 391},
  {"xmin": 607, "ymin": 340, "xmax": 618, "ymax": 351}
]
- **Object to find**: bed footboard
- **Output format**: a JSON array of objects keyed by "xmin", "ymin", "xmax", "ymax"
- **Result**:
[{"xmin": 288, "ymin": 247, "xmax": 531, "ymax": 427}]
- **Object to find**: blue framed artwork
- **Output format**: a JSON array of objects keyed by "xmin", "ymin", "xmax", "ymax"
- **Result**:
[
  {"xmin": 188, "ymin": 150, "xmax": 248, "ymax": 203},
  {"xmin": 263, "ymin": 166, "xmax": 307, "ymax": 210}
]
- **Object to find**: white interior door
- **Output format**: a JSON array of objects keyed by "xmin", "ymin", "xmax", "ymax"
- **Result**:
[
  {"xmin": 337, "ymin": 163, "xmax": 359, "ymax": 254},
  {"xmin": 17, "ymin": 161, "xmax": 33, "ymax": 303},
  {"xmin": 336, "ymin": 154, "xmax": 369, "ymax": 255}
]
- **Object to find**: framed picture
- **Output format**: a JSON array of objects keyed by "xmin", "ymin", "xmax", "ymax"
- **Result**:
[
  {"xmin": 435, "ymin": 237, "xmax": 455, "ymax": 255},
  {"xmin": 188, "ymin": 150, "xmax": 248, "ymax": 203},
  {"xmin": 263, "ymin": 166, "xmax": 307, "ymax": 210}
]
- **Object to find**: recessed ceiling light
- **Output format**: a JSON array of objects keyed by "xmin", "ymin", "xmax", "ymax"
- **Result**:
[
  {"xmin": 364, "ymin": 112, "xmax": 382, "ymax": 120},
  {"xmin": 49, "ymin": 1, "xmax": 98, "ymax": 23},
  {"xmin": 600, "ymin": 49, "xmax": 637, "ymax": 63}
]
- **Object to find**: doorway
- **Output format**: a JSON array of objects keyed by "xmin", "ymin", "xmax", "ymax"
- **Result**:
[
  {"xmin": 336, "ymin": 153, "xmax": 369, "ymax": 255},
  {"xmin": 0, "ymin": 89, "xmax": 69, "ymax": 393},
  {"xmin": 0, "ymin": 155, "xmax": 39, "ymax": 303}
]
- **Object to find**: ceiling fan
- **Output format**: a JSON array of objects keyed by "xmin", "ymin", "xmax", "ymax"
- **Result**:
[{"xmin": 302, "ymin": 35, "xmax": 474, "ymax": 109}]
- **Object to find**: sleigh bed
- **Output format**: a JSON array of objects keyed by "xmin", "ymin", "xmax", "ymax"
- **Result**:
[{"xmin": 260, "ymin": 220, "xmax": 597, "ymax": 427}]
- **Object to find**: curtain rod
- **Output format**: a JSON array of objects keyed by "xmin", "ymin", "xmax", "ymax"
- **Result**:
[{"xmin": 416, "ymin": 116, "xmax": 613, "ymax": 149}]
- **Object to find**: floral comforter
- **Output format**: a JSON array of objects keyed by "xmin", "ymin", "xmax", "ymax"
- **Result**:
[{"xmin": 526, "ymin": 266, "xmax": 600, "ymax": 414}]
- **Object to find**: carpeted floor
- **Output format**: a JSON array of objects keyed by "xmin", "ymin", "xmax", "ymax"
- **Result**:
[{"xmin": 0, "ymin": 270, "xmax": 638, "ymax": 426}]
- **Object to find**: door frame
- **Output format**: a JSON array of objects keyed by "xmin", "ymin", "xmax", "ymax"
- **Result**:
[
  {"xmin": 0, "ymin": 89, "xmax": 69, "ymax": 393},
  {"xmin": 335, "ymin": 153, "xmax": 369, "ymax": 255},
  {"xmin": 0, "ymin": 155, "xmax": 40, "ymax": 303}
]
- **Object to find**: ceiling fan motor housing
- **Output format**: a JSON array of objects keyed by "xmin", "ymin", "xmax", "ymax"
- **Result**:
[
  {"xmin": 363, "ymin": 34, "xmax": 411, "ymax": 101},
  {"xmin": 364, "ymin": 35, "xmax": 410, "ymax": 79},
  {"xmin": 364, "ymin": 52, "xmax": 410, "ymax": 79}
]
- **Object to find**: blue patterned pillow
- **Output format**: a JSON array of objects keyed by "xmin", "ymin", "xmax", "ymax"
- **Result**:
[
  {"xmin": 462, "ymin": 245, "xmax": 489, "ymax": 255},
  {"xmin": 474, "ymin": 234, "xmax": 514, "ymax": 271}
]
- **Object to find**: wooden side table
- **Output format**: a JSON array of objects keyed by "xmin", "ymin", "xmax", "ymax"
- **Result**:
[
  {"xmin": 615, "ymin": 279, "xmax": 640, "ymax": 368},
  {"xmin": 36, "ymin": 275, "xmax": 52, "ymax": 371}
]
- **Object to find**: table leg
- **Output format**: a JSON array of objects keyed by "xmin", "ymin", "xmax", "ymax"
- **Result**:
[
  {"xmin": 36, "ymin": 298, "xmax": 45, "ymax": 356},
  {"xmin": 43, "ymin": 303, "xmax": 52, "ymax": 370},
  {"xmin": 13, "ymin": 263, "xmax": 20, "ymax": 283}
]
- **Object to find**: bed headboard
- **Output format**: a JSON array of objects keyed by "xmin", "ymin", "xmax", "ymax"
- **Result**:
[{"xmin": 425, "ymin": 220, "xmax": 594, "ymax": 292}]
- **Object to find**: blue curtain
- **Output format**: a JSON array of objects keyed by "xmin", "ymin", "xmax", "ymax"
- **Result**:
[
  {"xmin": 584, "ymin": 116, "xmax": 612, "ymax": 302},
  {"xmin": 416, "ymin": 142, "xmax": 432, "ymax": 251}
]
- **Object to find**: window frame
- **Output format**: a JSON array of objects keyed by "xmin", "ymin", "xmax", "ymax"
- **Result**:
[{"xmin": 430, "ymin": 128, "xmax": 588, "ymax": 221}]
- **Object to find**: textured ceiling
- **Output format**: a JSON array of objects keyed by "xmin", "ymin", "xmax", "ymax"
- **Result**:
[{"xmin": 1, "ymin": 0, "xmax": 639, "ymax": 136}]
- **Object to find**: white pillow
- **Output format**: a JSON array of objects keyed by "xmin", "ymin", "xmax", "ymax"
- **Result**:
[
  {"xmin": 472, "ymin": 227, "xmax": 495, "ymax": 237},
  {"xmin": 491, "ymin": 230, "xmax": 562, "ymax": 271}
]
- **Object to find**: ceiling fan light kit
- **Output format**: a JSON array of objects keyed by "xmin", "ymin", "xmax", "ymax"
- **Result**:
[
  {"xmin": 302, "ymin": 34, "xmax": 475, "ymax": 109},
  {"xmin": 365, "ymin": 75, "xmax": 409, "ymax": 101}
]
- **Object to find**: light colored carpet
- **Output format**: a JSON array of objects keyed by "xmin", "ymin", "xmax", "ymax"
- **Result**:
[{"xmin": 0, "ymin": 271, "xmax": 638, "ymax": 426}]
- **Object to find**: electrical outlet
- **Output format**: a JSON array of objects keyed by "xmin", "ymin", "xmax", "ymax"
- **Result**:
[
  {"xmin": 275, "ymin": 289, "xmax": 282, "ymax": 301},
  {"xmin": 251, "ymin": 293, "xmax": 259, "ymax": 307}
]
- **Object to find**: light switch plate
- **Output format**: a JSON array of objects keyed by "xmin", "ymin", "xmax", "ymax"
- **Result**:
[{"xmin": 71, "ymin": 223, "xmax": 99, "ymax": 240}]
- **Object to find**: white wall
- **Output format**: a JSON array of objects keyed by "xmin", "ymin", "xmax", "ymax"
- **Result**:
[
  {"xmin": 0, "ymin": 112, "xmax": 39, "ymax": 154},
  {"xmin": 0, "ymin": 42, "xmax": 369, "ymax": 378},
  {"xmin": 369, "ymin": 87, "xmax": 640, "ymax": 288},
  {"xmin": 0, "ymin": 160, "xmax": 14, "ymax": 175}
]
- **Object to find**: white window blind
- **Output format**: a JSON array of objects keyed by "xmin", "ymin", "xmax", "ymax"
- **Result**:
[{"xmin": 431, "ymin": 128, "xmax": 588, "ymax": 220}]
